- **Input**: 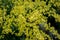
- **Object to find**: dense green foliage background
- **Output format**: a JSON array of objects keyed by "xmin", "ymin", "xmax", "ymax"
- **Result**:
[{"xmin": 0, "ymin": 0, "xmax": 60, "ymax": 40}]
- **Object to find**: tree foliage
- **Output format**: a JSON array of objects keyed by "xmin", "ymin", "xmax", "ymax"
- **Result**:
[{"xmin": 0, "ymin": 0, "xmax": 60, "ymax": 40}]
